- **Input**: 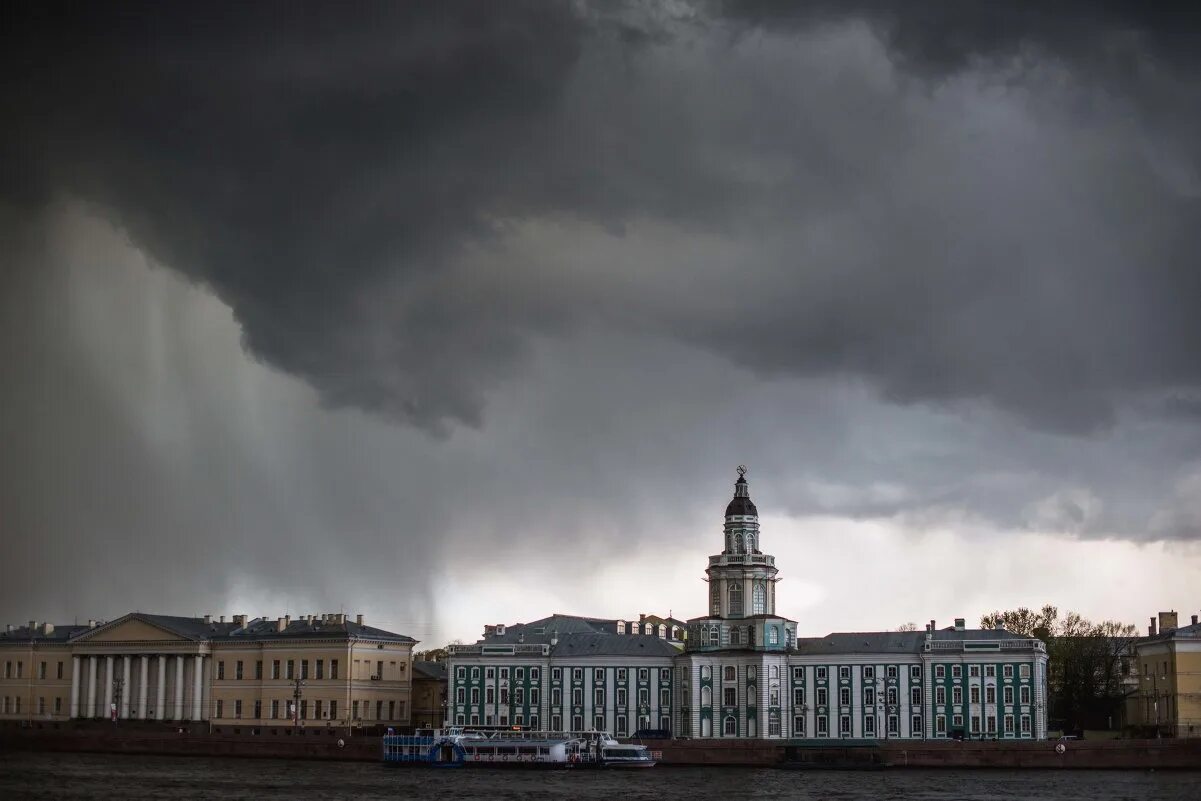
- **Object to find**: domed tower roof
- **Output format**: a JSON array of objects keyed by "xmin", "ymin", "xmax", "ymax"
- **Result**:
[{"xmin": 724, "ymin": 465, "xmax": 758, "ymax": 517}]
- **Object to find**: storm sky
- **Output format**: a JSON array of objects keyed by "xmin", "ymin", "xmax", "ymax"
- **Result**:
[{"xmin": 3, "ymin": 1, "xmax": 1200, "ymax": 647}]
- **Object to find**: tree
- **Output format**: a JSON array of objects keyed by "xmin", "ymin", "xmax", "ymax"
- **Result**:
[
  {"xmin": 897, "ymin": 622, "xmax": 918, "ymax": 632},
  {"xmin": 414, "ymin": 639, "xmax": 462, "ymax": 663},
  {"xmin": 979, "ymin": 607, "xmax": 1136, "ymax": 733}
]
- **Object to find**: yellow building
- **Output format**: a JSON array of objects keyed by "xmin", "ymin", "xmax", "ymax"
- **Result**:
[
  {"xmin": 1126, "ymin": 610, "xmax": 1201, "ymax": 737},
  {"xmin": 0, "ymin": 612, "xmax": 415, "ymax": 730}
]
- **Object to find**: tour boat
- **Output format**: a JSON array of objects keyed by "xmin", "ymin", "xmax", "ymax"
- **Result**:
[{"xmin": 382, "ymin": 728, "xmax": 656, "ymax": 768}]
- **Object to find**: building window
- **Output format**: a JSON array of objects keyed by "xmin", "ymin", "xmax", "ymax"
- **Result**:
[
  {"xmin": 952, "ymin": 687, "xmax": 962, "ymax": 705},
  {"xmin": 888, "ymin": 715, "xmax": 899, "ymax": 734},
  {"xmin": 839, "ymin": 688, "xmax": 850, "ymax": 706},
  {"xmin": 594, "ymin": 688, "xmax": 605, "ymax": 707},
  {"xmin": 331, "ymin": 660, "xmax": 339, "ymax": 680},
  {"xmin": 770, "ymin": 688, "xmax": 779, "ymax": 706},
  {"xmin": 660, "ymin": 668, "xmax": 670, "ymax": 682},
  {"xmin": 887, "ymin": 687, "xmax": 897, "ymax": 705},
  {"xmin": 1020, "ymin": 686, "xmax": 1031, "ymax": 705},
  {"xmin": 970, "ymin": 686, "xmax": 980, "ymax": 704},
  {"xmin": 551, "ymin": 688, "xmax": 561, "ymax": 706},
  {"xmin": 552, "ymin": 668, "xmax": 561, "ymax": 682},
  {"xmin": 271, "ymin": 700, "xmax": 279, "ymax": 719},
  {"xmin": 573, "ymin": 669, "xmax": 583, "ymax": 682},
  {"xmin": 594, "ymin": 668, "xmax": 604, "ymax": 683},
  {"xmin": 839, "ymin": 715, "xmax": 851, "ymax": 735},
  {"xmin": 817, "ymin": 688, "xmax": 828, "ymax": 706},
  {"xmin": 516, "ymin": 667, "xmax": 524, "ymax": 681},
  {"xmin": 794, "ymin": 716, "xmax": 805, "ymax": 736},
  {"xmin": 969, "ymin": 665, "xmax": 980, "ymax": 678},
  {"xmin": 752, "ymin": 584, "xmax": 766, "ymax": 615},
  {"xmin": 531, "ymin": 668, "xmax": 540, "ymax": 681},
  {"xmin": 639, "ymin": 668, "xmax": 649, "ymax": 682},
  {"xmin": 255, "ymin": 661, "xmax": 263, "ymax": 680},
  {"xmin": 911, "ymin": 665, "xmax": 921, "ymax": 680},
  {"xmin": 985, "ymin": 686, "xmax": 996, "ymax": 704},
  {"xmin": 217, "ymin": 662, "xmax": 225, "ymax": 680},
  {"xmin": 985, "ymin": 665, "xmax": 996, "ymax": 678},
  {"xmin": 38, "ymin": 661, "xmax": 46, "ymax": 680},
  {"xmin": 329, "ymin": 700, "xmax": 337, "ymax": 720},
  {"xmin": 768, "ymin": 713, "xmax": 781, "ymax": 736},
  {"xmin": 864, "ymin": 715, "xmax": 876, "ymax": 735},
  {"xmin": 936, "ymin": 687, "xmax": 946, "ymax": 705},
  {"xmin": 935, "ymin": 665, "xmax": 945, "ymax": 679},
  {"xmin": 1019, "ymin": 665, "xmax": 1031, "ymax": 679},
  {"xmin": 376, "ymin": 700, "xmax": 383, "ymax": 720},
  {"xmin": 951, "ymin": 665, "xmax": 962, "ymax": 679},
  {"xmin": 839, "ymin": 666, "xmax": 850, "ymax": 680},
  {"xmin": 953, "ymin": 714, "xmax": 963, "ymax": 729},
  {"xmin": 594, "ymin": 714, "xmax": 604, "ymax": 731},
  {"xmin": 1003, "ymin": 664, "xmax": 1014, "ymax": 679},
  {"xmin": 616, "ymin": 668, "xmax": 627, "ymax": 682},
  {"xmin": 54, "ymin": 697, "xmax": 62, "ymax": 714},
  {"xmin": 235, "ymin": 661, "xmax": 243, "ymax": 681},
  {"xmin": 864, "ymin": 666, "xmax": 875, "ymax": 680},
  {"xmin": 729, "ymin": 583, "xmax": 743, "ymax": 617},
  {"xmin": 572, "ymin": 688, "xmax": 583, "ymax": 706},
  {"xmin": 768, "ymin": 627, "xmax": 779, "ymax": 645},
  {"xmin": 793, "ymin": 667, "xmax": 805, "ymax": 681},
  {"xmin": 572, "ymin": 715, "xmax": 583, "ymax": 731},
  {"xmin": 1004, "ymin": 715, "xmax": 1015, "ymax": 733},
  {"xmin": 616, "ymin": 714, "xmax": 627, "ymax": 735},
  {"xmin": 515, "ymin": 688, "xmax": 524, "ymax": 705},
  {"xmin": 235, "ymin": 700, "xmax": 242, "ymax": 719},
  {"xmin": 936, "ymin": 715, "xmax": 946, "ymax": 734},
  {"xmin": 660, "ymin": 689, "xmax": 670, "ymax": 707},
  {"xmin": 794, "ymin": 688, "xmax": 805, "ymax": 706},
  {"xmin": 817, "ymin": 715, "xmax": 828, "ymax": 736},
  {"xmin": 471, "ymin": 688, "xmax": 480, "ymax": 704},
  {"xmin": 723, "ymin": 687, "xmax": 737, "ymax": 707},
  {"xmin": 456, "ymin": 687, "xmax": 465, "ymax": 704},
  {"xmin": 500, "ymin": 667, "xmax": 509, "ymax": 680},
  {"xmin": 887, "ymin": 665, "xmax": 897, "ymax": 679},
  {"xmin": 457, "ymin": 666, "xmax": 466, "ymax": 681},
  {"xmin": 617, "ymin": 688, "xmax": 627, "ymax": 706},
  {"xmin": 286, "ymin": 660, "xmax": 294, "ymax": 680},
  {"xmin": 352, "ymin": 701, "xmax": 359, "ymax": 720},
  {"xmin": 986, "ymin": 715, "xmax": 996, "ymax": 733},
  {"xmin": 314, "ymin": 700, "xmax": 322, "ymax": 719},
  {"xmin": 911, "ymin": 687, "xmax": 921, "ymax": 705},
  {"xmin": 971, "ymin": 716, "xmax": 980, "ymax": 734},
  {"xmin": 724, "ymin": 716, "xmax": 737, "ymax": 736},
  {"xmin": 724, "ymin": 666, "xmax": 736, "ymax": 682},
  {"xmin": 912, "ymin": 715, "xmax": 922, "ymax": 734},
  {"xmin": 1003, "ymin": 686, "xmax": 1014, "ymax": 705},
  {"xmin": 865, "ymin": 687, "xmax": 875, "ymax": 706},
  {"xmin": 216, "ymin": 700, "xmax": 223, "ymax": 719},
  {"xmin": 315, "ymin": 660, "xmax": 323, "ymax": 680},
  {"xmin": 711, "ymin": 586, "xmax": 721, "ymax": 616}
]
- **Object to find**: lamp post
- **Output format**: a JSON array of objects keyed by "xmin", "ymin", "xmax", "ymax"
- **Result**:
[
  {"xmin": 1144, "ymin": 675, "xmax": 1167, "ymax": 737},
  {"xmin": 291, "ymin": 676, "xmax": 306, "ymax": 730}
]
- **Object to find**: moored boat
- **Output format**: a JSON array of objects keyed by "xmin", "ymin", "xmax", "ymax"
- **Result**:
[{"xmin": 382, "ymin": 728, "xmax": 656, "ymax": 768}]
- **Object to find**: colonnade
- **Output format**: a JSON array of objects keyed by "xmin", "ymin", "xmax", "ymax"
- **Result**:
[{"xmin": 69, "ymin": 653, "xmax": 206, "ymax": 721}]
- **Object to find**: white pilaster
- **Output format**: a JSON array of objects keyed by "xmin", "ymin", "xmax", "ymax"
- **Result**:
[
  {"xmin": 87, "ymin": 656, "xmax": 98, "ymax": 718},
  {"xmin": 70, "ymin": 656, "xmax": 81, "ymax": 718},
  {"xmin": 138, "ymin": 655, "xmax": 149, "ymax": 720},
  {"xmin": 156, "ymin": 656, "xmax": 167, "ymax": 721},
  {"xmin": 192, "ymin": 655, "xmax": 204, "ymax": 721},
  {"xmin": 121, "ymin": 656, "xmax": 132, "ymax": 719},
  {"xmin": 174, "ymin": 655, "xmax": 185, "ymax": 721},
  {"xmin": 104, "ymin": 655, "xmax": 114, "ymax": 718}
]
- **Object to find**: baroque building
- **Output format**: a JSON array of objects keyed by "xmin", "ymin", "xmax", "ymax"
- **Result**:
[{"xmin": 449, "ymin": 467, "xmax": 1050, "ymax": 740}]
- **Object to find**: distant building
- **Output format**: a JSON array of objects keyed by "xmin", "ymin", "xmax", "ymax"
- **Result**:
[
  {"xmin": 618, "ymin": 614, "xmax": 687, "ymax": 646},
  {"xmin": 0, "ymin": 612, "xmax": 415, "ymax": 729},
  {"xmin": 450, "ymin": 467, "xmax": 1050, "ymax": 739},
  {"xmin": 1125, "ymin": 610, "xmax": 1201, "ymax": 737},
  {"xmin": 412, "ymin": 660, "xmax": 448, "ymax": 729}
]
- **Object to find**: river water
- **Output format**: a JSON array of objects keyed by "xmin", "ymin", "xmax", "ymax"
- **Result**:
[{"xmin": 1, "ymin": 752, "xmax": 1198, "ymax": 800}]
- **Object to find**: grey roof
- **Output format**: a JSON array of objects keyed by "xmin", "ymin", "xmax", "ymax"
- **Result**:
[
  {"xmin": 0, "ymin": 623, "xmax": 90, "ymax": 644},
  {"xmin": 1137, "ymin": 621, "xmax": 1201, "ymax": 645},
  {"xmin": 413, "ymin": 661, "xmax": 448, "ymax": 680},
  {"xmin": 219, "ymin": 616, "xmax": 415, "ymax": 643},
  {"xmin": 550, "ymin": 632, "xmax": 680, "ymax": 658},
  {"xmin": 483, "ymin": 614, "xmax": 617, "ymax": 643},
  {"xmin": 139, "ymin": 613, "xmax": 240, "ymax": 640},
  {"xmin": 796, "ymin": 627, "xmax": 1038, "ymax": 655}
]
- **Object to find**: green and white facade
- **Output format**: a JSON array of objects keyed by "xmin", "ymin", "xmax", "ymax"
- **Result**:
[{"xmin": 449, "ymin": 468, "xmax": 1049, "ymax": 740}]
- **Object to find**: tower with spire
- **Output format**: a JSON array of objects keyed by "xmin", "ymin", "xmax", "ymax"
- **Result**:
[{"xmin": 686, "ymin": 466, "xmax": 796, "ymax": 653}]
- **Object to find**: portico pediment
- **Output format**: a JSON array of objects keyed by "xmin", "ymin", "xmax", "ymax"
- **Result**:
[{"xmin": 73, "ymin": 614, "xmax": 199, "ymax": 644}]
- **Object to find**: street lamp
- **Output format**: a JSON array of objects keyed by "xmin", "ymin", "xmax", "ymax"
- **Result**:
[
  {"xmin": 1144, "ymin": 675, "xmax": 1167, "ymax": 738},
  {"xmin": 291, "ymin": 676, "xmax": 306, "ymax": 730}
]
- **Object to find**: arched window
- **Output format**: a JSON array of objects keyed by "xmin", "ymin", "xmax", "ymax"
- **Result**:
[
  {"xmin": 768, "ymin": 626, "xmax": 779, "ymax": 645},
  {"xmin": 733, "ymin": 532, "xmax": 743, "ymax": 553},
  {"xmin": 724, "ymin": 716, "xmax": 737, "ymax": 735},
  {"xmin": 702, "ymin": 717, "xmax": 712, "ymax": 737},
  {"xmin": 747, "ymin": 534, "xmax": 756, "ymax": 552},
  {"xmin": 709, "ymin": 626, "xmax": 720, "ymax": 646},
  {"xmin": 730, "ymin": 627, "xmax": 741, "ymax": 646},
  {"xmin": 658, "ymin": 624, "xmax": 667, "ymax": 639},
  {"xmin": 729, "ymin": 583, "xmax": 743, "ymax": 617},
  {"xmin": 701, "ymin": 686, "xmax": 712, "ymax": 707},
  {"xmin": 752, "ymin": 584, "xmax": 766, "ymax": 615},
  {"xmin": 711, "ymin": 585, "xmax": 721, "ymax": 616},
  {"xmin": 724, "ymin": 666, "xmax": 736, "ymax": 682}
]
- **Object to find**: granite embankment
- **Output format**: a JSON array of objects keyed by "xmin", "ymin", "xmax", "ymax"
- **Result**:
[{"xmin": 3, "ymin": 723, "xmax": 1200, "ymax": 769}]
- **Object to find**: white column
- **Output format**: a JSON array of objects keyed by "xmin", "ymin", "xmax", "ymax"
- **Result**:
[
  {"xmin": 70, "ymin": 656, "xmax": 81, "ymax": 718},
  {"xmin": 174, "ymin": 655, "xmax": 185, "ymax": 721},
  {"xmin": 121, "ymin": 656, "xmax": 132, "ymax": 719},
  {"xmin": 192, "ymin": 655, "xmax": 204, "ymax": 721},
  {"xmin": 104, "ymin": 656, "xmax": 114, "ymax": 719},
  {"xmin": 86, "ymin": 656, "xmax": 98, "ymax": 718},
  {"xmin": 156, "ymin": 656, "xmax": 167, "ymax": 721},
  {"xmin": 139, "ymin": 656, "xmax": 149, "ymax": 720}
]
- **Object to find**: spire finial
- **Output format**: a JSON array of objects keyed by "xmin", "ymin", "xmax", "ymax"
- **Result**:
[{"xmin": 737, "ymin": 464, "xmax": 747, "ymax": 478}]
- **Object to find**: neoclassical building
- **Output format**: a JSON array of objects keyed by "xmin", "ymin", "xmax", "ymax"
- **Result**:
[
  {"xmin": 0, "ymin": 611, "xmax": 415, "ymax": 729},
  {"xmin": 449, "ymin": 468, "xmax": 1049, "ymax": 740}
]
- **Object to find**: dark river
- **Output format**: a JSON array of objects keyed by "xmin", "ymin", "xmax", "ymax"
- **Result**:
[{"xmin": 1, "ymin": 752, "xmax": 1197, "ymax": 800}]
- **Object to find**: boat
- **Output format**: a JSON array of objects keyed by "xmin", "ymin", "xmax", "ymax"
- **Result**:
[{"xmin": 382, "ymin": 728, "xmax": 656, "ymax": 768}]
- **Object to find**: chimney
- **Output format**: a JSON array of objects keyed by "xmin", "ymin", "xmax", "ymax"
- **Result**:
[
  {"xmin": 1192, "ymin": 615, "xmax": 1198, "ymax": 626},
  {"xmin": 1149, "ymin": 617, "xmax": 1157, "ymax": 636},
  {"xmin": 518, "ymin": 632, "xmax": 525, "ymax": 643},
  {"xmin": 220, "ymin": 615, "xmax": 227, "ymax": 623},
  {"xmin": 484, "ymin": 625, "xmax": 496, "ymax": 638},
  {"xmin": 550, "ymin": 630, "xmax": 559, "ymax": 647},
  {"xmin": 88, "ymin": 619, "xmax": 97, "ymax": 629},
  {"xmin": 28, "ymin": 620, "xmax": 36, "ymax": 632},
  {"xmin": 1158, "ymin": 611, "xmax": 1178, "ymax": 633},
  {"xmin": 954, "ymin": 618, "xmax": 965, "ymax": 632},
  {"xmin": 930, "ymin": 619, "xmax": 936, "ymax": 631},
  {"xmin": 42, "ymin": 623, "xmax": 54, "ymax": 635},
  {"xmin": 203, "ymin": 614, "xmax": 212, "ymax": 624},
  {"xmin": 277, "ymin": 617, "xmax": 286, "ymax": 632},
  {"xmin": 356, "ymin": 614, "xmax": 364, "ymax": 626},
  {"xmin": 639, "ymin": 614, "xmax": 646, "ymax": 622}
]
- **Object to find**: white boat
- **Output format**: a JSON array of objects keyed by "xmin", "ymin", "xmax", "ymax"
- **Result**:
[{"xmin": 382, "ymin": 728, "xmax": 657, "ymax": 768}]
